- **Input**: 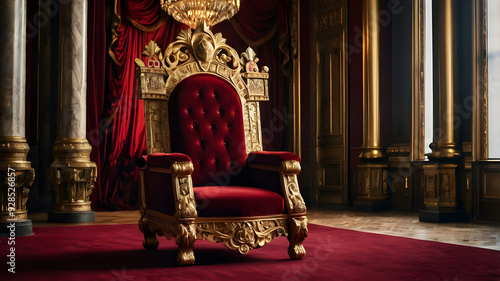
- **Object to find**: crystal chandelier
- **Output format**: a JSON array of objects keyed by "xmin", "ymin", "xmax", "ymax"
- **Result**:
[{"xmin": 161, "ymin": 0, "xmax": 240, "ymax": 29}]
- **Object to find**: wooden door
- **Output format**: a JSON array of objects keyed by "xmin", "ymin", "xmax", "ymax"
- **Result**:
[{"xmin": 312, "ymin": 0, "xmax": 348, "ymax": 205}]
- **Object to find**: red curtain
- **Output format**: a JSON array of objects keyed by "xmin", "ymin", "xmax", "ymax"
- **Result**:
[
  {"xmin": 88, "ymin": 0, "xmax": 291, "ymax": 210},
  {"xmin": 87, "ymin": 0, "xmax": 107, "ymax": 210}
]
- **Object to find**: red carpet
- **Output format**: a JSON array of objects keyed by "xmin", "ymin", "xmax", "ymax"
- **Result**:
[{"xmin": 1, "ymin": 223, "xmax": 499, "ymax": 281}]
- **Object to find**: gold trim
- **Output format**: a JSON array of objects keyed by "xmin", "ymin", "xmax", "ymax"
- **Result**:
[
  {"xmin": 411, "ymin": 0, "xmax": 426, "ymax": 161},
  {"xmin": 473, "ymin": 0, "xmax": 488, "ymax": 160},
  {"xmin": 0, "ymin": 136, "xmax": 29, "ymax": 142},
  {"xmin": 482, "ymin": 0, "xmax": 488, "ymax": 160},
  {"xmin": 127, "ymin": 13, "xmax": 168, "ymax": 32}
]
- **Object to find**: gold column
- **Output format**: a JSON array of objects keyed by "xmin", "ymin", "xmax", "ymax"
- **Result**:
[
  {"xmin": 360, "ymin": 0, "xmax": 384, "ymax": 160},
  {"xmin": 419, "ymin": 0, "xmax": 467, "ymax": 223},
  {"xmin": 49, "ymin": 0, "xmax": 97, "ymax": 223},
  {"xmin": 428, "ymin": 0, "xmax": 460, "ymax": 158},
  {"xmin": 0, "ymin": 0, "xmax": 35, "ymax": 237},
  {"xmin": 355, "ymin": 0, "xmax": 388, "ymax": 210}
]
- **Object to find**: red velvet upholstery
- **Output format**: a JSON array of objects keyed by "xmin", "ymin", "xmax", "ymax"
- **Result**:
[
  {"xmin": 247, "ymin": 151, "xmax": 301, "ymax": 166},
  {"xmin": 145, "ymin": 153, "xmax": 192, "ymax": 168},
  {"xmin": 194, "ymin": 186, "xmax": 285, "ymax": 217},
  {"xmin": 143, "ymin": 169, "xmax": 175, "ymax": 216},
  {"xmin": 169, "ymin": 75, "xmax": 247, "ymax": 187}
]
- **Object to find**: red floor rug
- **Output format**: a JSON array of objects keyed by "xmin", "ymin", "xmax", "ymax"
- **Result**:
[{"xmin": 0, "ymin": 223, "xmax": 499, "ymax": 281}]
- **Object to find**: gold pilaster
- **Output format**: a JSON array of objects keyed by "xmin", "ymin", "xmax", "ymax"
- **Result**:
[
  {"xmin": 359, "ymin": 0, "xmax": 384, "ymax": 160},
  {"xmin": 428, "ymin": 0, "xmax": 460, "ymax": 159}
]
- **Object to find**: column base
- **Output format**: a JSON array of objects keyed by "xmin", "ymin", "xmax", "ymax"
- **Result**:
[
  {"xmin": 0, "ymin": 220, "xmax": 33, "ymax": 237},
  {"xmin": 419, "ymin": 209, "xmax": 469, "ymax": 223},
  {"xmin": 48, "ymin": 211, "xmax": 95, "ymax": 223},
  {"xmin": 354, "ymin": 199, "xmax": 391, "ymax": 212}
]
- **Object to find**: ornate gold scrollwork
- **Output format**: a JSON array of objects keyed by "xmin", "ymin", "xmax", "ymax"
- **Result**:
[
  {"xmin": 139, "ymin": 215, "xmax": 160, "ymax": 250},
  {"xmin": 163, "ymin": 26, "xmax": 241, "ymax": 76},
  {"xmin": 280, "ymin": 160, "xmax": 306, "ymax": 214},
  {"xmin": 170, "ymin": 161, "xmax": 198, "ymax": 220},
  {"xmin": 50, "ymin": 139, "xmax": 97, "ymax": 212},
  {"xmin": 197, "ymin": 219, "xmax": 288, "ymax": 254},
  {"xmin": 136, "ymin": 26, "xmax": 271, "ymax": 155},
  {"xmin": 0, "ymin": 137, "xmax": 35, "ymax": 222},
  {"xmin": 287, "ymin": 216, "xmax": 308, "ymax": 259},
  {"xmin": 175, "ymin": 223, "xmax": 197, "ymax": 265}
]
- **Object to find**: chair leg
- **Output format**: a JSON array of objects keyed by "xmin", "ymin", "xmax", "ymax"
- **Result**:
[
  {"xmin": 139, "ymin": 216, "xmax": 159, "ymax": 250},
  {"xmin": 287, "ymin": 217, "xmax": 308, "ymax": 259},
  {"xmin": 175, "ymin": 223, "xmax": 196, "ymax": 265}
]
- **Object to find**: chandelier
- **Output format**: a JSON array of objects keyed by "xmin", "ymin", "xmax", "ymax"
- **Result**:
[{"xmin": 161, "ymin": 0, "xmax": 240, "ymax": 29}]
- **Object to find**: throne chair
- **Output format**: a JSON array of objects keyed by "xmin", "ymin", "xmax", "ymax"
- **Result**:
[{"xmin": 135, "ymin": 25, "xmax": 308, "ymax": 265}]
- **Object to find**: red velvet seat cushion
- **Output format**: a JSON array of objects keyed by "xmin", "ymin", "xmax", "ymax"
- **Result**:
[{"xmin": 193, "ymin": 186, "xmax": 285, "ymax": 217}]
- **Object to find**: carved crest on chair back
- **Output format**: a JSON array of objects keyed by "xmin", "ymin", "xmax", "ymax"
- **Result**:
[{"xmin": 136, "ymin": 26, "xmax": 269, "ymax": 155}]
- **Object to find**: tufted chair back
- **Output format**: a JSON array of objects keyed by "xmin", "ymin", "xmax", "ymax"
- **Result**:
[{"xmin": 169, "ymin": 74, "xmax": 247, "ymax": 187}]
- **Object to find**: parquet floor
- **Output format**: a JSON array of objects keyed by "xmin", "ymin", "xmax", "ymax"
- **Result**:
[{"xmin": 29, "ymin": 209, "xmax": 500, "ymax": 251}]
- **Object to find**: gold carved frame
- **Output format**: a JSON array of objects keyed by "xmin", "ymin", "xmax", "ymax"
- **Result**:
[
  {"xmin": 473, "ymin": 0, "xmax": 488, "ymax": 161},
  {"xmin": 411, "ymin": 0, "xmax": 426, "ymax": 161},
  {"xmin": 135, "ymin": 26, "xmax": 308, "ymax": 265},
  {"xmin": 135, "ymin": 25, "xmax": 269, "ymax": 155}
]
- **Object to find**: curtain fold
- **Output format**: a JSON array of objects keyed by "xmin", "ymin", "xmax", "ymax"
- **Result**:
[
  {"xmin": 94, "ymin": 0, "xmax": 184, "ymax": 210},
  {"xmin": 87, "ymin": 0, "xmax": 107, "ymax": 210},
  {"xmin": 90, "ymin": 0, "xmax": 291, "ymax": 210}
]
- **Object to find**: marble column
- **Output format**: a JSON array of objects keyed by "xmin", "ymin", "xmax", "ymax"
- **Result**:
[
  {"xmin": 355, "ymin": 0, "xmax": 389, "ymax": 211},
  {"xmin": 419, "ymin": 0, "xmax": 466, "ymax": 223},
  {"xmin": 49, "ymin": 0, "xmax": 97, "ymax": 223},
  {"xmin": 0, "ymin": 0, "xmax": 35, "ymax": 237}
]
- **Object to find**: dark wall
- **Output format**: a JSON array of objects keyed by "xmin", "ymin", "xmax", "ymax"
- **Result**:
[
  {"xmin": 457, "ymin": 0, "xmax": 474, "ymax": 144},
  {"xmin": 390, "ymin": 0, "xmax": 412, "ymax": 144},
  {"xmin": 348, "ymin": 0, "xmax": 363, "ymax": 204},
  {"xmin": 26, "ymin": 0, "xmax": 59, "ymax": 213},
  {"xmin": 299, "ymin": 0, "xmax": 313, "ymax": 203}
]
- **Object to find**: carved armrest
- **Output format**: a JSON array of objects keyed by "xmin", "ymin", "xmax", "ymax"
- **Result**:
[
  {"xmin": 247, "ymin": 151, "xmax": 306, "ymax": 215},
  {"xmin": 138, "ymin": 153, "xmax": 198, "ymax": 220}
]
